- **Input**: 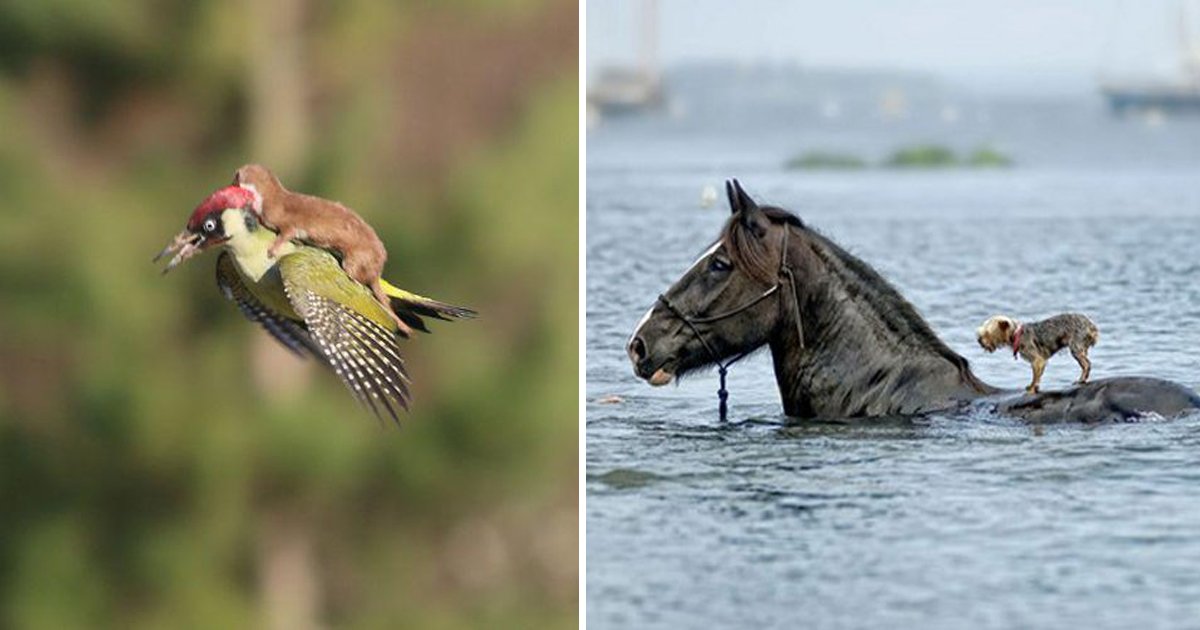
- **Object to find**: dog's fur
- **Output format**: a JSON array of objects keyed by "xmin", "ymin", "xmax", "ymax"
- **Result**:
[
  {"xmin": 232, "ymin": 164, "xmax": 410, "ymax": 335},
  {"xmin": 977, "ymin": 313, "xmax": 1099, "ymax": 393}
]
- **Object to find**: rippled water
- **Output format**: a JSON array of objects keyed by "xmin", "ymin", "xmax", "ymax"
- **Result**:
[{"xmin": 586, "ymin": 98, "xmax": 1200, "ymax": 628}]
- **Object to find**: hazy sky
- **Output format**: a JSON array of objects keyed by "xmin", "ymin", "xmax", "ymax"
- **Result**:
[{"xmin": 587, "ymin": 0, "xmax": 1191, "ymax": 94}]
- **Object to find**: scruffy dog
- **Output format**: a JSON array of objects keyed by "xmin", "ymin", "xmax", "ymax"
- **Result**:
[{"xmin": 976, "ymin": 313, "xmax": 1099, "ymax": 394}]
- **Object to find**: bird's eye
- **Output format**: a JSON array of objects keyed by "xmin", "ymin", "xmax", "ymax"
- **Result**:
[
  {"xmin": 709, "ymin": 256, "xmax": 732, "ymax": 273},
  {"xmin": 203, "ymin": 219, "xmax": 217, "ymax": 233}
]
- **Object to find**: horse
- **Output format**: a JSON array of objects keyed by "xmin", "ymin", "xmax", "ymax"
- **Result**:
[{"xmin": 627, "ymin": 180, "xmax": 1200, "ymax": 423}]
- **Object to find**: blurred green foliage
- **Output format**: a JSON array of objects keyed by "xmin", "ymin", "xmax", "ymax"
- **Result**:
[
  {"xmin": 0, "ymin": 0, "xmax": 578, "ymax": 628},
  {"xmin": 884, "ymin": 143, "xmax": 1014, "ymax": 169},
  {"xmin": 784, "ymin": 151, "xmax": 867, "ymax": 170},
  {"xmin": 786, "ymin": 145, "xmax": 1014, "ymax": 172},
  {"xmin": 965, "ymin": 146, "xmax": 1014, "ymax": 168},
  {"xmin": 884, "ymin": 143, "xmax": 959, "ymax": 168}
]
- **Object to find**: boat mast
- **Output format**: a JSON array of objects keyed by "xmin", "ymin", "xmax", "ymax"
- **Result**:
[
  {"xmin": 639, "ymin": 0, "xmax": 659, "ymax": 84},
  {"xmin": 1180, "ymin": 0, "xmax": 1200, "ymax": 82}
]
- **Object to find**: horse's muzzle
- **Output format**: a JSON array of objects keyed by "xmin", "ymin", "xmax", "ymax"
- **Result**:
[
  {"xmin": 628, "ymin": 336, "xmax": 647, "ymax": 364},
  {"xmin": 628, "ymin": 336, "xmax": 674, "ymax": 385}
]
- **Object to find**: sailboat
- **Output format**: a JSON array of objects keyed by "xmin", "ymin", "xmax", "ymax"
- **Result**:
[
  {"xmin": 1100, "ymin": 1, "xmax": 1200, "ymax": 115},
  {"xmin": 586, "ymin": 0, "xmax": 664, "ymax": 121}
]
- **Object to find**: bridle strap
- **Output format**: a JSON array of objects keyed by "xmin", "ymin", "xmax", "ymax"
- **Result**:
[
  {"xmin": 657, "ymin": 293, "xmax": 745, "ymax": 422},
  {"xmin": 656, "ymin": 226, "xmax": 803, "ymax": 421},
  {"xmin": 681, "ymin": 285, "xmax": 779, "ymax": 324},
  {"xmin": 656, "ymin": 295, "xmax": 725, "ymax": 364},
  {"xmin": 781, "ymin": 266, "xmax": 805, "ymax": 351}
]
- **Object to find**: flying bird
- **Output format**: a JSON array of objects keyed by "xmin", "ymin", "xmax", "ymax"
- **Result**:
[
  {"xmin": 231, "ymin": 163, "xmax": 413, "ymax": 335},
  {"xmin": 156, "ymin": 185, "xmax": 474, "ymax": 422}
]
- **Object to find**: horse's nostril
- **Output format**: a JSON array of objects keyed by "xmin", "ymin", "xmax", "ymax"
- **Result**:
[{"xmin": 628, "ymin": 337, "xmax": 647, "ymax": 363}]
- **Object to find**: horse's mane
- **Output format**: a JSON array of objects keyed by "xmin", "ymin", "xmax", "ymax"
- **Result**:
[
  {"xmin": 721, "ymin": 206, "xmax": 978, "ymax": 381},
  {"xmin": 720, "ymin": 206, "xmax": 802, "ymax": 285}
]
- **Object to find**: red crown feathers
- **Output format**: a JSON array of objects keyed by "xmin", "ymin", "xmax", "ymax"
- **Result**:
[{"xmin": 187, "ymin": 185, "xmax": 257, "ymax": 231}]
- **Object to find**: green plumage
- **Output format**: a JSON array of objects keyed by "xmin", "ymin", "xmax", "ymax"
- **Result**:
[
  {"xmin": 279, "ymin": 249, "xmax": 397, "ymax": 331},
  {"xmin": 169, "ymin": 206, "xmax": 475, "ymax": 422},
  {"xmin": 214, "ymin": 212, "xmax": 410, "ymax": 421}
]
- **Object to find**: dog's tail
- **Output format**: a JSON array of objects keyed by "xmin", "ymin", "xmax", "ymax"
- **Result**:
[{"xmin": 1086, "ymin": 321, "xmax": 1099, "ymax": 347}]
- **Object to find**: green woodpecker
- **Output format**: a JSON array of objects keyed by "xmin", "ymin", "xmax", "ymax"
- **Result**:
[
  {"xmin": 155, "ymin": 185, "xmax": 474, "ymax": 422},
  {"xmin": 231, "ymin": 163, "xmax": 411, "ymax": 335}
]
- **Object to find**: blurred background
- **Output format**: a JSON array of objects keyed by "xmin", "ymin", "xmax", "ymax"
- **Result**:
[
  {"xmin": 0, "ymin": 0, "xmax": 577, "ymax": 628},
  {"xmin": 588, "ymin": 1, "xmax": 1200, "ymax": 628}
]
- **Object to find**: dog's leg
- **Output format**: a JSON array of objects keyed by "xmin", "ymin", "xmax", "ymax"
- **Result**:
[
  {"xmin": 1071, "ymin": 346, "xmax": 1091, "ymax": 384},
  {"xmin": 1027, "ymin": 357, "xmax": 1046, "ymax": 394}
]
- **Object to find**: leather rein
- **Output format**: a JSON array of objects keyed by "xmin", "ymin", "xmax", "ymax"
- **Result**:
[{"xmin": 656, "ymin": 226, "xmax": 805, "ymax": 421}]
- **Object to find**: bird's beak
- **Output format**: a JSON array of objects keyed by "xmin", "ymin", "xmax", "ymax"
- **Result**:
[{"xmin": 154, "ymin": 230, "xmax": 205, "ymax": 274}]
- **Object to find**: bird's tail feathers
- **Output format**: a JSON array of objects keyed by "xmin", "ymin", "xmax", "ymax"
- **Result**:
[{"xmin": 380, "ymin": 279, "xmax": 477, "ymax": 324}]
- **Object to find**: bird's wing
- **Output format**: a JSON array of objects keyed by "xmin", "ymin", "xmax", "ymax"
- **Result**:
[
  {"xmin": 215, "ymin": 251, "xmax": 323, "ymax": 359},
  {"xmin": 278, "ymin": 249, "xmax": 410, "ymax": 422},
  {"xmin": 380, "ymin": 279, "xmax": 476, "ymax": 333}
]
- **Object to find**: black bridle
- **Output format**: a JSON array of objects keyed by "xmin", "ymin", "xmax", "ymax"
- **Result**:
[{"xmin": 656, "ymin": 227, "xmax": 804, "ymax": 421}]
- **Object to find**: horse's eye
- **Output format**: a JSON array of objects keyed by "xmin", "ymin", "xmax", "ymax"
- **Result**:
[{"xmin": 709, "ymin": 256, "xmax": 732, "ymax": 273}]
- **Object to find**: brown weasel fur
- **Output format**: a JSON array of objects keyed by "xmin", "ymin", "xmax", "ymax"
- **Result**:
[{"xmin": 232, "ymin": 164, "xmax": 411, "ymax": 336}]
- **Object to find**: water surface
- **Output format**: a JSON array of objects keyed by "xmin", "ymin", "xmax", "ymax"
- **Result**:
[{"xmin": 587, "ymin": 91, "xmax": 1200, "ymax": 628}]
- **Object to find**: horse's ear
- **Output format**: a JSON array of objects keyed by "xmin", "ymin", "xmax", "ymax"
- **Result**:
[
  {"xmin": 726, "ymin": 178, "xmax": 759, "ymax": 215},
  {"xmin": 725, "ymin": 179, "xmax": 766, "ymax": 236},
  {"xmin": 733, "ymin": 179, "xmax": 758, "ymax": 211}
]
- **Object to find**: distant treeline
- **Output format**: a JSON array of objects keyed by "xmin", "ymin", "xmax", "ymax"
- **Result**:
[{"xmin": 786, "ymin": 144, "xmax": 1014, "ymax": 170}]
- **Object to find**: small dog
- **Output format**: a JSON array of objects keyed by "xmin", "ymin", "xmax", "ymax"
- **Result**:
[{"xmin": 976, "ymin": 313, "xmax": 1099, "ymax": 394}]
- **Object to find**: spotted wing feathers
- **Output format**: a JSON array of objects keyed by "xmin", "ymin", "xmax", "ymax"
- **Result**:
[
  {"xmin": 215, "ymin": 252, "xmax": 323, "ymax": 358},
  {"xmin": 284, "ymin": 282, "xmax": 411, "ymax": 423}
]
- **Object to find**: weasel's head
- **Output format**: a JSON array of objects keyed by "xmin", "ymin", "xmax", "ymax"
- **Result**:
[{"xmin": 231, "ymin": 164, "xmax": 275, "ymax": 213}]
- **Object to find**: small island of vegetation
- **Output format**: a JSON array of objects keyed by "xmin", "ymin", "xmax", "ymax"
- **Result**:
[
  {"xmin": 784, "ymin": 151, "xmax": 867, "ymax": 170},
  {"xmin": 785, "ymin": 144, "xmax": 1014, "ymax": 171}
]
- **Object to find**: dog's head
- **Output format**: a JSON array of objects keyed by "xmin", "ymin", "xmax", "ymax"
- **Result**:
[{"xmin": 977, "ymin": 315, "xmax": 1018, "ymax": 352}]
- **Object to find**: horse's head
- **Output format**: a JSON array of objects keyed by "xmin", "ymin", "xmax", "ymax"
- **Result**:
[{"xmin": 628, "ymin": 180, "xmax": 797, "ymax": 386}]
